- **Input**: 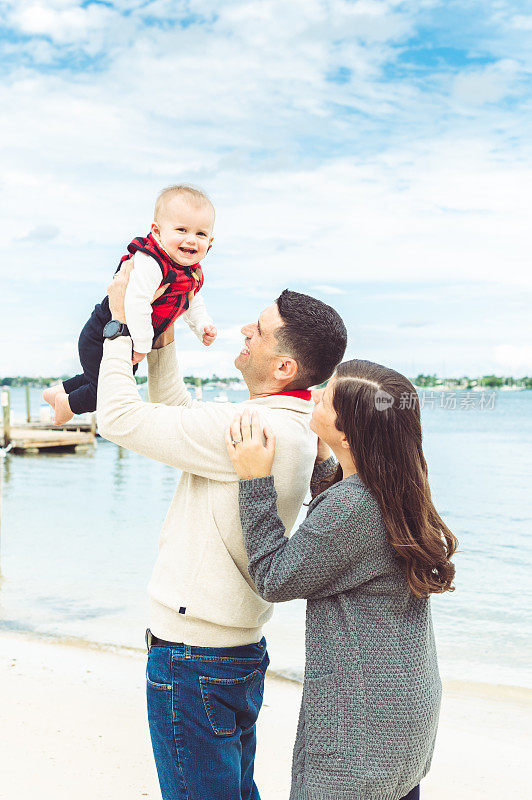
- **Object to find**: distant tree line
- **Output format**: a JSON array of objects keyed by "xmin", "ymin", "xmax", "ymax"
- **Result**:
[
  {"xmin": 1, "ymin": 374, "xmax": 531, "ymax": 389},
  {"xmin": 0, "ymin": 375, "xmax": 245, "ymax": 387},
  {"xmin": 0, "ymin": 376, "xmax": 71, "ymax": 387},
  {"xmin": 413, "ymin": 374, "xmax": 532, "ymax": 389}
]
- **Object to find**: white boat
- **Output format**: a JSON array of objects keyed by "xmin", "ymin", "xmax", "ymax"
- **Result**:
[{"xmin": 213, "ymin": 391, "xmax": 229, "ymax": 403}]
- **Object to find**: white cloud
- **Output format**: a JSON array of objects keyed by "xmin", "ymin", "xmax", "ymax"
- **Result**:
[
  {"xmin": 493, "ymin": 345, "xmax": 532, "ymax": 374},
  {"xmin": 8, "ymin": 0, "xmax": 119, "ymax": 51},
  {"xmin": 11, "ymin": 338, "xmax": 80, "ymax": 378},
  {"xmin": 508, "ymin": 14, "xmax": 532, "ymax": 31},
  {"xmin": 143, "ymin": 348, "xmax": 241, "ymax": 379},
  {"xmin": 211, "ymin": 325, "xmax": 246, "ymax": 341},
  {"xmin": 452, "ymin": 59, "xmax": 521, "ymax": 106},
  {"xmin": 18, "ymin": 224, "xmax": 60, "ymax": 243},
  {"xmin": 1, "ymin": 0, "xmax": 531, "ymax": 375},
  {"xmin": 310, "ymin": 285, "xmax": 347, "ymax": 294}
]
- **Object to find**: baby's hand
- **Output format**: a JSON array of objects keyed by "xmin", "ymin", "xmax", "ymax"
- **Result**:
[
  {"xmin": 132, "ymin": 350, "xmax": 147, "ymax": 365},
  {"xmin": 202, "ymin": 325, "xmax": 217, "ymax": 347}
]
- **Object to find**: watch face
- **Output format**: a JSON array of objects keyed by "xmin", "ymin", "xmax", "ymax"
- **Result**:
[{"xmin": 103, "ymin": 320, "xmax": 121, "ymax": 339}]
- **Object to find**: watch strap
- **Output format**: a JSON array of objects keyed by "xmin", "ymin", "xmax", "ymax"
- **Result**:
[{"xmin": 103, "ymin": 320, "xmax": 131, "ymax": 340}]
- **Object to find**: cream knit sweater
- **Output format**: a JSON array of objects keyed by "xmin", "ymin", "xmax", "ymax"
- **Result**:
[{"xmin": 97, "ymin": 336, "xmax": 317, "ymax": 647}]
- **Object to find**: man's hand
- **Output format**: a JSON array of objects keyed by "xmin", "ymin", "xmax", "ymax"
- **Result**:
[
  {"xmin": 202, "ymin": 325, "xmax": 217, "ymax": 346},
  {"xmin": 108, "ymin": 257, "xmax": 174, "ymax": 350},
  {"xmin": 132, "ymin": 351, "xmax": 147, "ymax": 365},
  {"xmin": 153, "ymin": 323, "xmax": 174, "ymax": 349},
  {"xmin": 152, "ymin": 284, "xmax": 167, "ymax": 303},
  {"xmin": 107, "ymin": 257, "xmax": 134, "ymax": 323}
]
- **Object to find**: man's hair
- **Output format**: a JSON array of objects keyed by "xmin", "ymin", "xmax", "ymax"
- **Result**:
[
  {"xmin": 275, "ymin": 289, "xmax": 348, "ymax": 388},
  {"xmin": 154, "ymin": 184, "xmax": 214, "ymax": 223}
]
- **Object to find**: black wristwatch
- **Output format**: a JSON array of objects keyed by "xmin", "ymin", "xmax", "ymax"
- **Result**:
[{"xmin": 103, "ymin": 320, "xmax": 130, "ymax": 340}]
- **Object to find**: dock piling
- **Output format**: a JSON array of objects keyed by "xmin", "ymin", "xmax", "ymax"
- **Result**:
[
  {"xmin": 1, "ymin": 390, "xmax": 10, "ymax": 448},
  {"xmin": 0, "ymin": 441, "xmax": 13, "ymax": 576}
]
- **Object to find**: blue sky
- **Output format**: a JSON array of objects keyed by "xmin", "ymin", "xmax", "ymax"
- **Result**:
[{"xmin": 1, "ymin": 0, "xmax": 531, "ymax": 378}]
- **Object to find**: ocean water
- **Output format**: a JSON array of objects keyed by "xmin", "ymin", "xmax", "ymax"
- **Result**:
[{"xmin": 1, "ymin": 385, "xmax": 531, "ymax": 688}]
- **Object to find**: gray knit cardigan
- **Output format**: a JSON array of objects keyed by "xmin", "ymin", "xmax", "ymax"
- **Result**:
[{"xmin": 239, "ymin": 457, "xmax": 442, "ymax": 800}]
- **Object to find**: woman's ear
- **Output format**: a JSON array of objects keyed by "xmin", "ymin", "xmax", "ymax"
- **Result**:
[{"xmin": 340, "ymin": 435, "xmax": 350, "ymax": 449}]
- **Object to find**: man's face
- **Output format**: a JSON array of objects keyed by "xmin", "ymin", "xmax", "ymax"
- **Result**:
[{"xmin": 235, "ymin": 303, "xmax": 285, "ymax": 384}]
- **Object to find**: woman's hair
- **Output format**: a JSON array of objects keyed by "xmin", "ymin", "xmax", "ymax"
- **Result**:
[{"xmin": 317, "ymin": 359, "xmax": 458, "ymax": 598}]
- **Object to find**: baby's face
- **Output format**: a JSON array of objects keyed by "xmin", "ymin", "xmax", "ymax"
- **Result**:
[{"xmin": 152, "ymin": 195, "xmax": 214, "ymax": 266}]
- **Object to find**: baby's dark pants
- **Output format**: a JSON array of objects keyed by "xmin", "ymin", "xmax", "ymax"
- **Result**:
[{"xmin": 63, "ymin": 297, "xmax": 137, "ymax": 415}]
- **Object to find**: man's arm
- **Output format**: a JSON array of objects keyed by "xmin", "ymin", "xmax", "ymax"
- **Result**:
[
  {"xmin": 97, "ymin": 262, "xmax": 240, "ymax": 479},
  {"xmin": 97, "ymin": 336, "xmax": 241, "ymax": 480},
  {"xmin": 115, "ymin": 258, "xmax": 200, "ymax": 409},
  {"xmin": 146, "ymin": 340, "xmax": 197, "ymax": 408}
]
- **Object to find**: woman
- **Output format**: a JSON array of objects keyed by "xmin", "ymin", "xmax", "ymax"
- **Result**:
[{"xmin": 225, "ymin": 359, "xmax": 458, "ymax": 800}]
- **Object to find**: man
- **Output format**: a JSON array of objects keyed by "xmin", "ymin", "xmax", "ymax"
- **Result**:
[{"xmin": 97, "ymin": 260, "xmax": 347, "ymax": 800}]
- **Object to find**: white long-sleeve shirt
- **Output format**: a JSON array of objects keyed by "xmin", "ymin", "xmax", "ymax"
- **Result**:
[{"xmin": 124, "ymin": 251, "xmax": 213, "ymax": 353}]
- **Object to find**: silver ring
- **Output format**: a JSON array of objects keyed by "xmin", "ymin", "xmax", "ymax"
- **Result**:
[{"xmin": 231, "ymin": 438, "xmax": 241, "ymax": 445}]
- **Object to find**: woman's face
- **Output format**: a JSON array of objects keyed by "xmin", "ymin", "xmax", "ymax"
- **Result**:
[{"xmin": 310, "ymin": 376, "xmax": 346, "ymax": 448}]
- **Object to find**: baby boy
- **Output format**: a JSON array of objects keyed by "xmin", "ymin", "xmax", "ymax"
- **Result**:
[{"xmin": 43, "ymin": 184, "xmax": 217, "ymax": 425}]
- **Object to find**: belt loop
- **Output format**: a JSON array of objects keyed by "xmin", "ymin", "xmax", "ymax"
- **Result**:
[
  {"xmin": 145, "ymin": 628, "xmax": 152, "ymax": 653},
  {"xmin": 185, "ymin": 644, "xmax": 191, "ymax": 660}
]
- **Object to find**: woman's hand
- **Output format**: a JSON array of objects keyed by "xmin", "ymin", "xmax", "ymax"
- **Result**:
[
  {"xmin": 316, "ymin": 436, "xmax": 332, "ymax": 463},
  {"xmin": 225, "ymin": 409, "xmax": 276, "ymax": 480}
]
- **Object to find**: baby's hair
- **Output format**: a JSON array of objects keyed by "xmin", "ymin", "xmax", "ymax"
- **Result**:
[{"xmin": 154, "ymin": 184, "xmax": 214, "ymax": 222}]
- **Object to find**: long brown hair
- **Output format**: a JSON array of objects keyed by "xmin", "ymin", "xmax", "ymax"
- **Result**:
[{"xmin": 318, "ymin": 359, "xmax": 458, "ymax": 598}]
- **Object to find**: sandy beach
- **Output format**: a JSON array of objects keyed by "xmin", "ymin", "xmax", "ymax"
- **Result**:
[{"xmin": 1, "ymin": 631, "xmax": 530, "ymax": 800}]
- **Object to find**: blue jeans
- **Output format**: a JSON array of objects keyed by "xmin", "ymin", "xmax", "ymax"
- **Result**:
[{"xmin": 146, "ymin": 632, "xmax": 270, "ymax": 800}]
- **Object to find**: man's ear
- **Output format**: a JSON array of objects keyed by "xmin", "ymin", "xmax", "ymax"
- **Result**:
[
  {"xmin": 275, "ymin": 357, "xmax": 298, "ymax": 383},
  {"xmin": 151, "ymin": 221, "xmax": 161, "ymax": 239}
]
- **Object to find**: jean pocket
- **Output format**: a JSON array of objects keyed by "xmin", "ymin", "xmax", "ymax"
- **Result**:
[
  {"xmin": 199, "ymin": 670, "xmax": 264, "ymax": 737},
  {"xmin": 146, "ymin": 650, "xmax": 172, "ymax": 691},
  {"xmin": 303, "ymin": 673, "xmax": 338, "ymax": 755}
]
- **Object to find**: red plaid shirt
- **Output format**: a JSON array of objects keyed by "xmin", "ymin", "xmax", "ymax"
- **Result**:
[{"xmin": 118, "ymin": 233, "xmax": 205, "ymax": 340}]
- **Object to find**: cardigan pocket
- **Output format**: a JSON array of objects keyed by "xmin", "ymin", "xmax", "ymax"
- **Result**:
[{"xmin": 303, "ymin": 673, "xmax": 338, "ymax": 755}]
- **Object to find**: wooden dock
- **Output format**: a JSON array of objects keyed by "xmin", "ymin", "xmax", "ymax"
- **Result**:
[
  {"xmin": 5, "ymin": 422, "xmax": 96, "ymax": 452},
  {"xmin": 1, "ymin": 389, "xmax": 96, "ymax": 453}
]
